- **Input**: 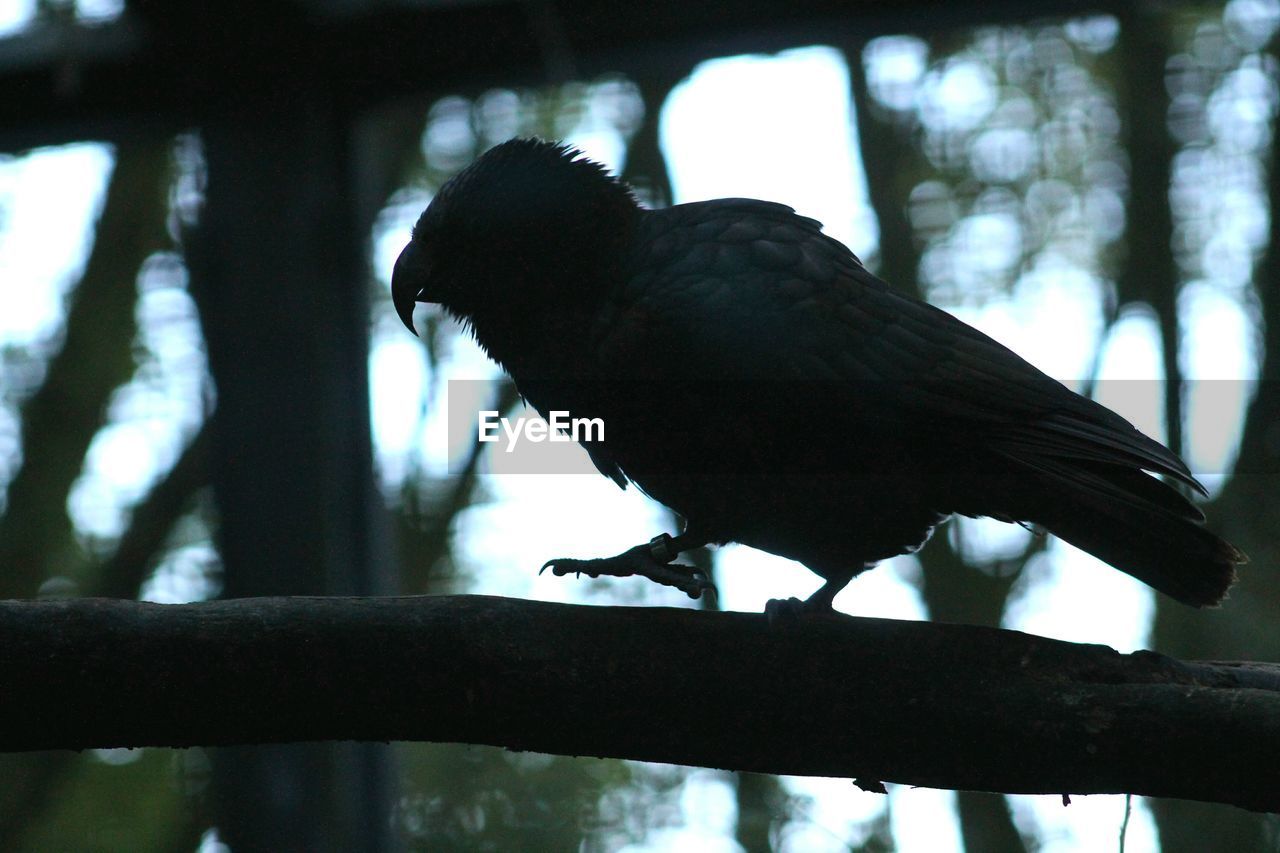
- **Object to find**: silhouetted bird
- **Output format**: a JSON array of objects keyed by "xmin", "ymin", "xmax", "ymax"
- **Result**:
[{"xmin": 392, "ymin": 138, "xmax": 1244, "ymax": 611}]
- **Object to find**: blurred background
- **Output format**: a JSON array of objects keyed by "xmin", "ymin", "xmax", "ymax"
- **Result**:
[{"xmin": 1, "ymin": 0, "xmax": 1278, "ymax": 850}]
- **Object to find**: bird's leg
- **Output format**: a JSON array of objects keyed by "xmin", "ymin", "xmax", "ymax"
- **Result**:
[
  {"xmin": 805, "ymin": 567, "xmax": 857, "ymax": 610},
  {"xmin": 766, "ymin": 566, "xmax": 859, "ymax": 622},
  {"xmin": 541, "ymin": 531, "xmax": 715, "ymax": 600}
]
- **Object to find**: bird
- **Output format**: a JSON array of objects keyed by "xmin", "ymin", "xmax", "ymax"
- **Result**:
[{"xmin": 392, "ymin": 137, "xmax": 1245, "ymax": 612}]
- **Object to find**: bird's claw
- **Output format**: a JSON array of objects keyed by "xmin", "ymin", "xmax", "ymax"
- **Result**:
[
  {"xmin": 765, "ymin": 595, "xmax": 838, "ymax": 626},
  {"xmin": 765, "ymin": 596, "xmax": 805, "ymax": 626},
  {"xmin": 540, "ymin": 538, "xmax": 717, "ymax": 601}
]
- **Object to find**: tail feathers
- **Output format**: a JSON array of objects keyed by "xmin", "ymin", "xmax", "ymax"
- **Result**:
[{"xmin": 1011, "ymin": 458, "xmax": 1245, "ymax": 607}]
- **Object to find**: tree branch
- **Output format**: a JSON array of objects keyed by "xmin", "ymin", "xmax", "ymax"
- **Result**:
[
  {"xmin": 92, "ymin": 421, "xmax": 210, "ymax": 600},
  {"xmin": 1, "ymin": 595, "xmax": 1275, "ymax": 811},
  {"xmin": 0, "ymin": 138, "xmax": 170, "ymax": 597}
]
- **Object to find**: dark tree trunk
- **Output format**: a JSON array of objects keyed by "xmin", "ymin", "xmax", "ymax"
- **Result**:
[
  {"xmin": 187, "ymin": 46, "xmax": 395, "ymax": 850},
  {"xmin": 1117, "ymin": 11, "xmax": 1280, "ymax": 850}
]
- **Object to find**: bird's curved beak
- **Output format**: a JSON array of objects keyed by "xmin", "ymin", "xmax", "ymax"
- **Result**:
[{"xmin": 391, "ymin": 241, "xmax": 423, "ymax": 336}]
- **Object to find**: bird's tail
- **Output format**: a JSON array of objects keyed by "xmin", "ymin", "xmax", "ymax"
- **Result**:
[{"xmin": 1012, "ymin": 458, "xmax": 1245, "ymax": 607}]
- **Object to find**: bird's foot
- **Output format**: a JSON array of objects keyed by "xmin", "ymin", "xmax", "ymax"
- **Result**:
[
  {"xmin": 765, "ymin": 596, "xmax": 835, "ymax": 626},
  {"xmin": 541, "ymin": 534, "xmax": 717, "ymax": 600},
  {"xmin": 765, "ymin": 571, "xmax": 853, "ymax": 625}
]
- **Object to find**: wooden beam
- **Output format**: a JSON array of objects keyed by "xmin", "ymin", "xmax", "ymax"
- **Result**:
[{"xmin": 0, "ymin": 0, "xmax": 1113, "ymax": 151}]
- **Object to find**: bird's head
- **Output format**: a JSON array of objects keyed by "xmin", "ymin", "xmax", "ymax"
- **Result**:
[{"xmin": 392, "ymin": 138, "xmax": 641, "ymax": 338}]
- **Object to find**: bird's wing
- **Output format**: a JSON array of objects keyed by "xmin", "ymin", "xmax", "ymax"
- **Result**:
[{"xmin": 598, "ymin": 198, "xmax": 1201, "ymax": 492}]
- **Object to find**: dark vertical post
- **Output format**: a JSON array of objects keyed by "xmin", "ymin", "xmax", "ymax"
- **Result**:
[
  {"xmin": 187, "ymin": 58, "xmax": 395, "ymax": 853},
  {"xmin": 1115, "ymin": 9, "xmax": 1277, "ymax": 849},
  {"xmin": 1118, "ymin": 11, "xmax": 1184, "ymax": 457}
]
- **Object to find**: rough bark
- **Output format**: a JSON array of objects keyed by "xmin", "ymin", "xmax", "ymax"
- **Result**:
[{"xmin": 0, "ymin": 594, "xmax": 1274, "ymax": 812}]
